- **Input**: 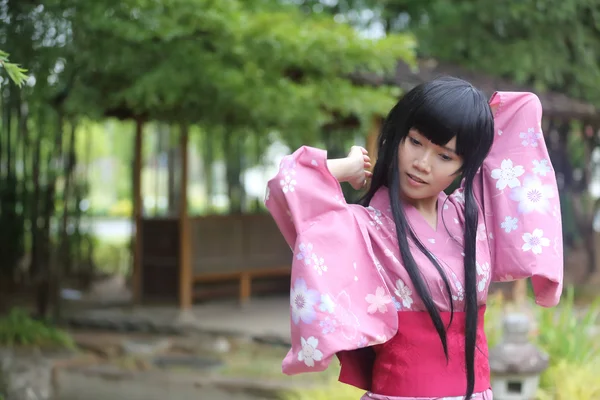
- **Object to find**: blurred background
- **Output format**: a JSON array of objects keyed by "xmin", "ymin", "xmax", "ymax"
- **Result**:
[{"xmin": 0, "ymin": 0, "xmax": 599, "ymax": 399}]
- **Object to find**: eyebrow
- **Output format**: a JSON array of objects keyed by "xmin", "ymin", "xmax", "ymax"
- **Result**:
[
  {"xmin": 441, "ymin": 145, "xmax": 457, "ymax": 154},
  {"xmin": 409, "ymin": 131, "xmax": 457, "ymax": 154}
]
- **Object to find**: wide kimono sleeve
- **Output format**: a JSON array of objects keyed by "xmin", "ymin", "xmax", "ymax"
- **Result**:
[
  {"xmin": 264, "ymin": 146, "xmax": 397, "ymax": 376},
  {"xmin": 475, "ymin": 92, "xmax": 564, "ymax": 307}
]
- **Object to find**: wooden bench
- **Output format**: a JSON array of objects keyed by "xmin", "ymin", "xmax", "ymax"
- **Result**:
[{"xmin": 193, "ymin": 266, "xmax": 290, "ymax": 306}]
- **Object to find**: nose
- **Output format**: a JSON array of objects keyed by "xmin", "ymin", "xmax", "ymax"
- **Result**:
[{"xmin": 413, "ymin": 152, "xmax": 432, "ymax": 174}]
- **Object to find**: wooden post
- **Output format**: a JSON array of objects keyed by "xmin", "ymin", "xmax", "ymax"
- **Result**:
[
  {"xmin": 178, "ymin": 124, "xmax": 192, "ymax": 309},
  {"xmin": 512, "ymin": 280, "xmax": 528, "ymax": 306},
  {"xmin": 132, "ymin": 119, "xmax": 144, "ymax": 303},
  {"xmin": 367, "ymin": 115, "xmax": 382, "ymax": 169}
]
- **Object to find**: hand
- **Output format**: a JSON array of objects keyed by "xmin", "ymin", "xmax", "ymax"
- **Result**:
[
  {"xmin": 327, "ymin": 146, "xmax": 373, "ymax": 189},
  {"xmin": 347, "ymin": 146, "xmax": 373, "ymax": 190}
]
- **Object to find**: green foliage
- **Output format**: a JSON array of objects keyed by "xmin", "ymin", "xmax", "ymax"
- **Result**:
[
  {"xmin": 0, "ymin": 50, "xmax": 28, "ymax": 87},
  {"xmin": 69, "ymin": 0, "xmax": 415, "ymax": 138},
  {"xmin": 483, "ymin": 292, "xmax": 505, "ymax": 348},
  {"xmin": 535, "ymin": 286, "xmax": 600, "ymax": 367},
  {"xmin": 537, "ymin": 358, "xmax": 600, "ymax": 400},
  {"xmin": 303, "ymin": 0, "xmax": 600, "ymax": 106},
  {"xmin": 0, "ymin": 309, "xmax": 75, "ymax": 349},
  {"xmin": 93, "ymin": 237, "xmax": 130, "ymax": 275},
  {"xmin": 533, "ymin": 286, "xmax": 600, "ymax": 399}
]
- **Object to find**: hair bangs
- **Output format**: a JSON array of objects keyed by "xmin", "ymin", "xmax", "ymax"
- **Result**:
[{"xmin": 408, "ymin": 78, "xmax": 492, "ymax": 161}]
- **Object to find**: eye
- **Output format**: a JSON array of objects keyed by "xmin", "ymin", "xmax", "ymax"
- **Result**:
[
  {"xmin": 439, "ymin": 154, "xmax": 453, "ymax": 161},
  {"xmin": 409, "ymin": 137, "xmax": 421, "ymax": 146}
]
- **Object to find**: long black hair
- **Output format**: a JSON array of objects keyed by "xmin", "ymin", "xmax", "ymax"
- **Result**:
[{"xmin": 360, "ymin": 77, "xmax": 494, "ymax": 400}]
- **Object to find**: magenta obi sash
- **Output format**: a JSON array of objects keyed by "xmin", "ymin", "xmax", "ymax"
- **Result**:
[{"xmin": 338, "ymin": 307, "xmax": 490, "ymax": 397}]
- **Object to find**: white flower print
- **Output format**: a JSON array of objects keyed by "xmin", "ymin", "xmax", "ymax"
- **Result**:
[
  {"xmin": 310, "ymin": 253, "xmax": 328, "ymax": 275},
  {"xmin": 366, "ymin": 287, "xmax": 392, "ymax": 314},
  {"xmin": 520, "ymin": 127, "xmax": 543, "ymax": 147},
  {"xmin": 296, "ymin": 242, "xmax": 313, "ymax": 266},
  {"xmin": 319, "ymin": 317, "xmax": 338, "ymax": 334},
  {"xmin": 290, "ymin": 278, "xmax": 319, "ymax": 325},
  {"xmin": 554, "ymin": 236, "xmax": 561, "ymax": 254},
  {"xmin": 476, "ymin": 261, "xmax": 490, "ymax": 293},
  {"xmin": 451, "ymin": 271, "xmax": 464, "ymax": 302},
  {"xmin": 334, "ymin": 291, "xmax": 360, "ymax": 340},
  {"xmin": 452, "ymin": 189, "xmax": 465, "ymax": 204},
  {"xmin": 491, "ymin": 159, "xmax": 525, "ymax": 190},
  {"xmin": 264, "ymin": 186, "xmax": 270, "ymax": 203},
  {"xmin": 367, "ymin": 206, "xmax": 384, "ymax": 230},
  {"xmin": 280, "ymin": 157, "xmax": 297, "ymax": 175},
  {"xmin": 280, "ymin": 174, "xmax": 296, "ymax": 193},
  {"xmin": 384, "ymin": 248, "xmax": 400, "ymax": 264},
  {"xmin": 319, "ymin": 294, "xmax": 336, "ymax": 314},
  {"xmin": 522, "ymin": 229, "xmax": 550, "ymax": 255},
  {"xmin": 373, "ymin": 257, "xmax": 383, "ymax": 271},
  {"xmin": 476, "ymin": 223, "xmax": 487, "ymax": 241},
  {"xmin": 394, "ymin": 279, "xmax": 414, "ymax": 309},
  {"xmin": 510, "ymin": 175, "xmax": 555, "ymax": 214},
  {"xmin": 501, "ymin": 216, "xmax": 518, "ymax": 233},
  {"xmin": 532, "ymin": 159, "xmax": 552, "ymax": 176},
  {"xmin": 298, "ymin": 336, "xmax": 323, "ymax": 367}
]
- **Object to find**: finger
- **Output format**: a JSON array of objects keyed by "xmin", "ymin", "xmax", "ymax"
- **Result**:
[
  {"xmin": 361, "ymin": 147, "xmax": 368, "ymax": 155},
  {"xmin": 363, "ymin": 155, "xmax": 370, "ymax": 162},
  {"xmin": 365, "ymin": 170, "xmax": 373, "ymax": 178},
  {"xmin": 364, "ymin": 162, "xmax": 372, "ymax": 169}
]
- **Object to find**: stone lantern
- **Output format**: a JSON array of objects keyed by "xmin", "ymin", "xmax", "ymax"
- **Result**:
[{"xmin": 489, "ymin": 313, "xmax": 549, "ymax": 400}]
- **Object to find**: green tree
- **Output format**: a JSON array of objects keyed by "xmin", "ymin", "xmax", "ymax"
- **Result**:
[{"xmin": 299, "ymin": 0, "xmax": 600, "ymax": 105}]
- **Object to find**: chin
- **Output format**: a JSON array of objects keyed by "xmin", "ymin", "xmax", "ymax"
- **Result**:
[{"xmin": 400, "ymin": 185, "xmax": 429, "ymax": 200}]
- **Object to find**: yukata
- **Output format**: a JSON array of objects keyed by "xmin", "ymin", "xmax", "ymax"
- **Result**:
[{"xmin": 264, "ymin": 91, "xmax": 564, "ymax": 400}]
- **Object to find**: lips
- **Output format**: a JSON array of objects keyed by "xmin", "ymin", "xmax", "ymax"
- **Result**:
[{"xmin": 407, "ymin": 173, "xmax": 427, "ymax": 184}]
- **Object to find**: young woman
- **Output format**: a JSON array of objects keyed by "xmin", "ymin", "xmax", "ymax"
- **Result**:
[{"xmin": 264, "ymin": 77, "xmax": 563, "ymax": 400}]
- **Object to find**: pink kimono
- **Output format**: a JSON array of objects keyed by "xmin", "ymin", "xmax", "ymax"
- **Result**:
[{"xmin": 264, "ymin": 92, "xmax": 563, "ymax": 400}]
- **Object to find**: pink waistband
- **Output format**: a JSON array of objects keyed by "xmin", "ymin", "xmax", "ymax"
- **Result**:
[{"xmin": 339, "ymin": 307, "xmax": 490, "ymax": 398}]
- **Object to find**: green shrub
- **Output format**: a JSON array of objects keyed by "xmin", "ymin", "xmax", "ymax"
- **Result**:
[
  {"xmin": 535, "ymin": 286, "xmax": 600, "ymax": 365},
  {"xmin": 534, "ymin": 286, "xmax": 600, "ymax": 399},
  {"xmin": 0, "ymin": 308, "xmax": 75, "ymax": 349},
  {"xmin": 536, "ymin": 358, "xmax": 600, "ymax": 400},
  {"xmin": 93, "ymin": 237, "xmax": 130, "ymax": 275}
]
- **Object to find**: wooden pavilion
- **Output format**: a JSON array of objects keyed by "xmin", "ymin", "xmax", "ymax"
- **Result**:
[{"xmin": 131, "ymin": 59, "xmax": 600, "ymax": 310}]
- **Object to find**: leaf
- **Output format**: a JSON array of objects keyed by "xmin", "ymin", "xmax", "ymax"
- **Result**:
[{"xmin": 0, "ymin": 49, "xmax": 29, "ymax": 87}]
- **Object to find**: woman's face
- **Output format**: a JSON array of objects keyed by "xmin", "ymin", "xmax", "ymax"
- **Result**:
[{"xmin": 397, "ymin": 129, "xmax": 464, "ymax": 203}]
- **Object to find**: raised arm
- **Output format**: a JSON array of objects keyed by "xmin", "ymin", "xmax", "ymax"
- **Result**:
[
  {"xmin": 265, "ymin": 145, "xmax": 370, "ymax": 247},
  {"xmin": 264, "ymin": 145, "xmax": 396, "ymax": 375},
  {"xmin": 473, "ymin": 92, "xmax": 563, "ymax": 307}
]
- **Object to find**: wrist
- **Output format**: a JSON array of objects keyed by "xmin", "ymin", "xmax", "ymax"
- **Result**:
[{"xmin": 327, "ymin": 158, "xmax": 354, "ymax": 182}]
